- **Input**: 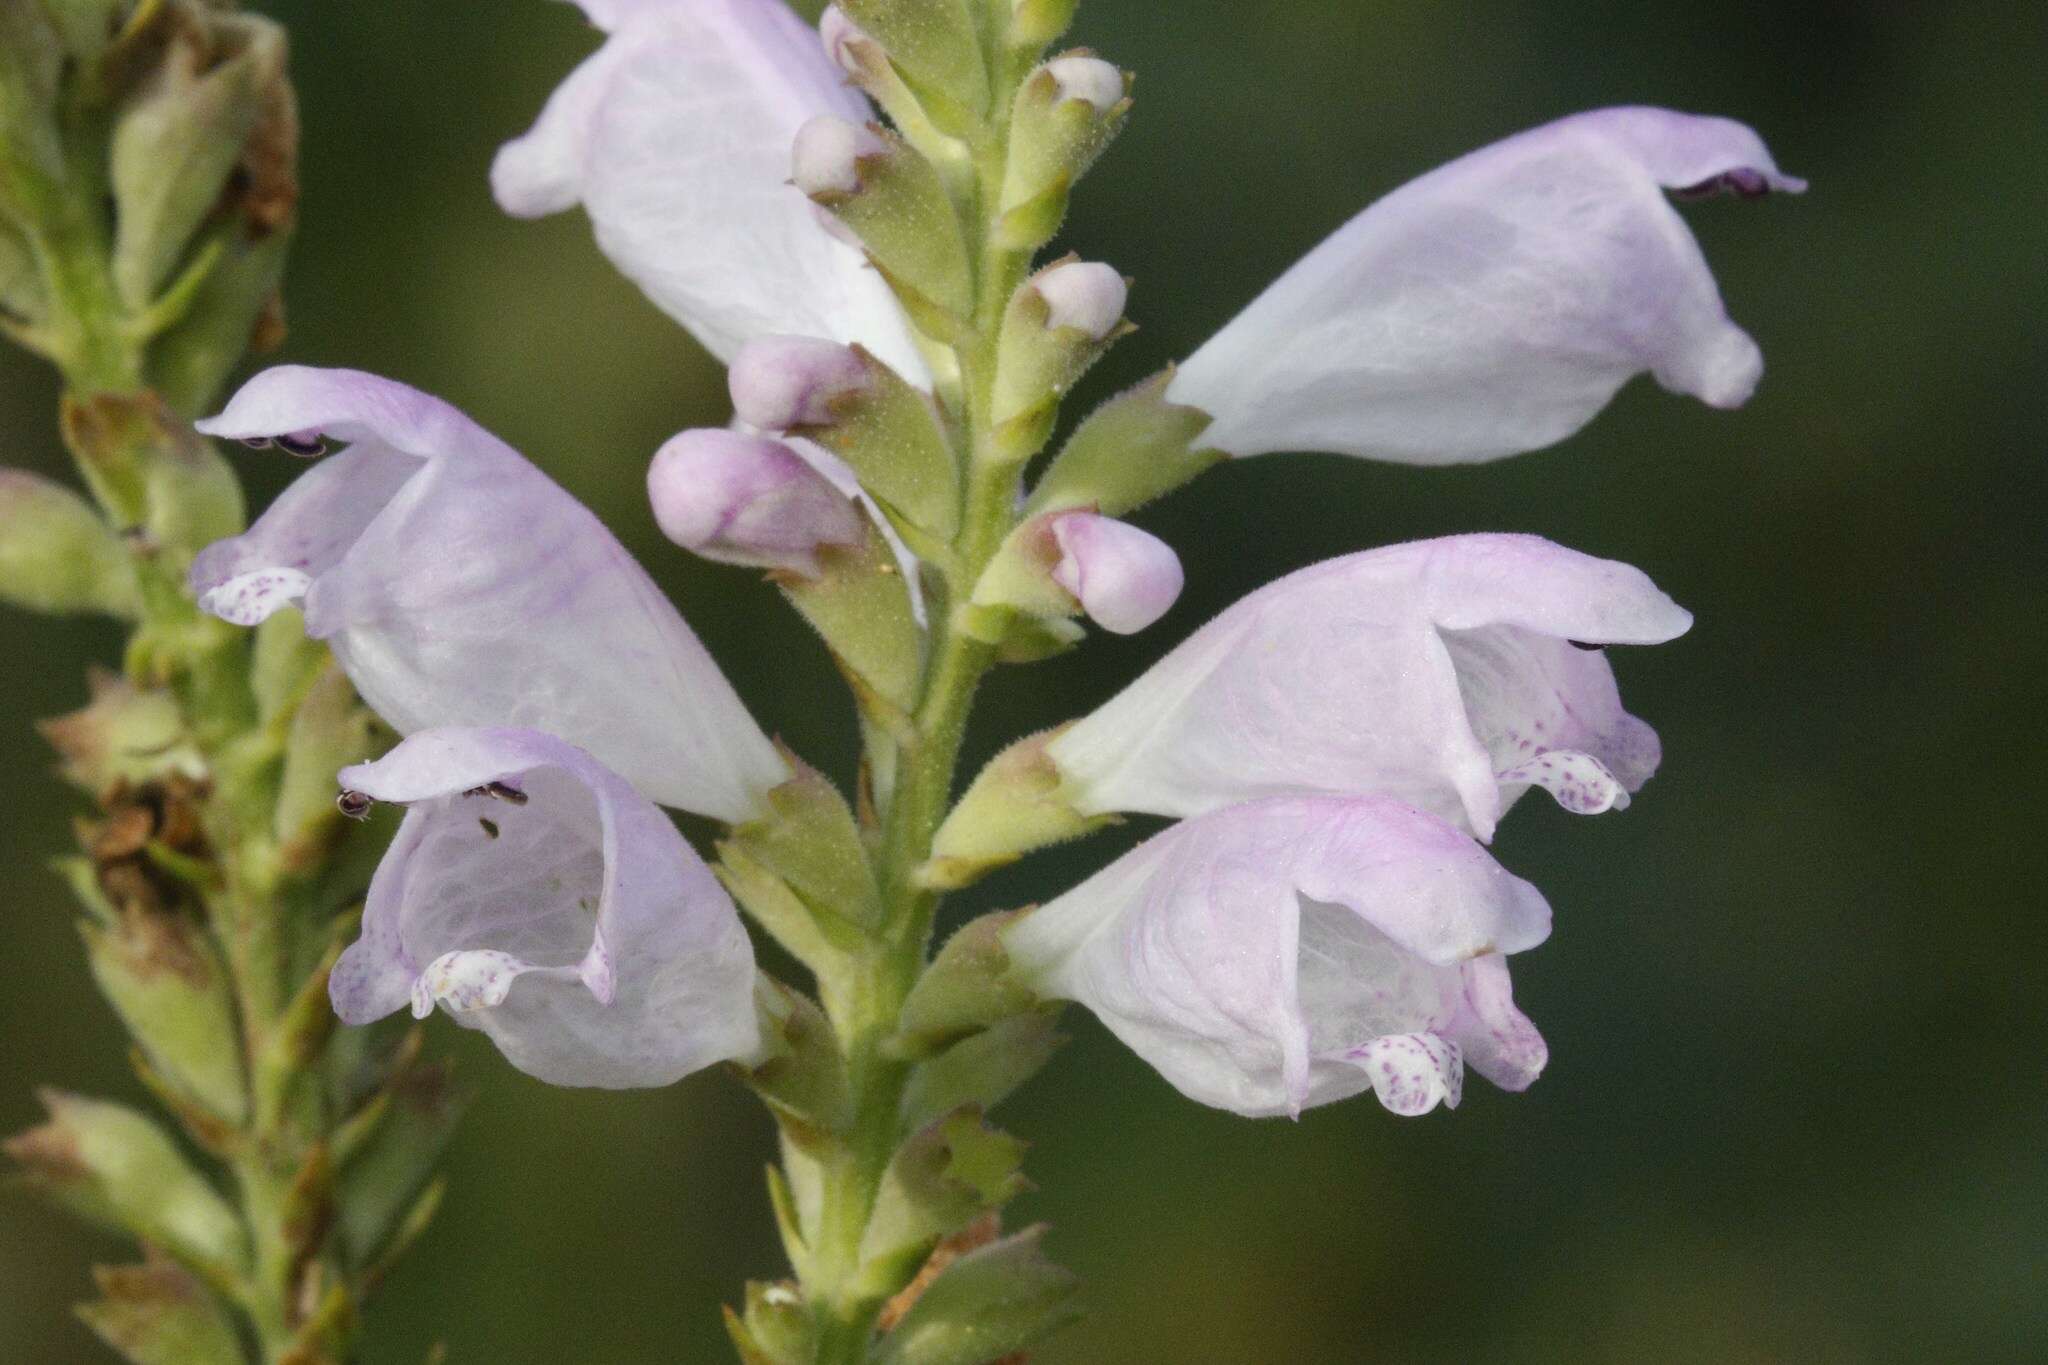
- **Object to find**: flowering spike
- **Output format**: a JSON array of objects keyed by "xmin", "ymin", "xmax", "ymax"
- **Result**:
[
  {"xmin": 1168, "ymin": 107, "xmax": 1805, "ymax": 464},
  {"xmin": 329, "ymin": 728, "xmax": 761, "ymax": 1089},
  {"xmin": 1046, "ymin": 534, "xmax": 1691, "ymax": 841},
  {"xmin": 648, "ymin": 429, "xmax": 865, "ymax": 577},
  {"xmin": 1005, "ymin": 796, "xmax": 1550, "ymax": 1117},
  {"xmin": 491, "ymin": 0, "xmax": 928, "ymax": 382},
  {"xmin": 191, "ymin": 366, "xmax": 787, "ymax": 822}
]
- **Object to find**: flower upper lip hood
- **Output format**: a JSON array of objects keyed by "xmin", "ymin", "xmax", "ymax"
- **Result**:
[
  {"xmin": 191, "ymin": 365, "xmax": 787, "ymax": 823},
  {"xmin": 1167, "ymin": 106, "xmax": 1805, "ymax": 465},
  {"xmin": 329, "ymin": 727, "xmax": 760, "ymax": 1089},
  {"xmin": 1004, "ymin": 795, "xmax": 1551, "ymax": 1118},
  {"xmin": 491, "ymin": 0, "xmax": 929, "ymax": 384},
  {"xmin": 1046, "ymin": 533, "xmax": 1693, "ymax": 842}
]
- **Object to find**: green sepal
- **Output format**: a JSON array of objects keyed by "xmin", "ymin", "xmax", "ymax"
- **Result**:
[
  {"xmin": 0, "ymin": 0, "xmax": 64, "ymax": 207},
  {"xmin": 80, "ymin": 908, "xmax": 247, "ymax": 1126},
  {"xmin": 360, "ymin": 1176, "xmax": 444, "ymax": 1293},
  {"xmin": 4, "ymin": 1090, "xmax": 248, "ymax": 1280},
  {"xmin": 777, "ymin": 527, "xmax": 925, "ymax": 733},
  {"xmin": 0, "ymin": 469, "xmax": 141, "ymax": 617},
  {"xmin": 991, "ymin": 614, "xmax": 1082, "ymax": 664},
  {"xmin": 858, "ymin": 1106, "xmax": 1029, "ymax": 1293},
  {"xmin": 963, "ymin": 515, "xmax": 1071, "ymax": 633},
  {"xmin": 274, "ymin": 664, "xmax": 378, "ymax": 874},
  {"xmin": 730, "ymin": 754, "xmax": 885, "ymax": 934},
  {"xmin": 993, "ymin": 171, "xmax": 1072, "ymax": 254},
  {"xmin": 725, "ymin": 1280, "xmax": 817, "ymax": 1365},
  {"xmin": 108, "ymin": 12, "xmax": 283, "ymax": 308},
  {"xmin": 1008, "ymin": 0, "xmax": 1078, "ymax": 51},
  {"xmin": 900, "ymin": 1008, "xmax": 1063, "ymax": 1132},
  {"xmin": 717, "ymin": 843, "xmax": 862, "ymax": 979},
  {"xmin": 148, "ymin": 224, "xmax": 289, "ymax": 420},
  {"xmin": 740, "ymin": 976, "xmax": 853, "ymax": 1139},
  {"xmin": 918, "ymin": 725, "xmax": 1112, "ymax": 892},
  {"xmin": 765, "ymin": 1161, "xmax": 812, "ymax": 1279},
  {"xmin": 74, "ymin": 1257, "xmax": 242, "ymax": 1365},
  {"xmin": 334, "ymin": 1057, "xmax": 467, "ymax": 1271},
  {"xmin": 1000, "ymin": 55, "xmax": 1130, "ymax": 232},
  {"xmin": 826, "ymin": 19, "xmax": 966, "ymax": 181},
  {"xmin": 837, "ymin": 0, "xmax": 988, "ymax": 118},
  {"xmin": 809, "ymin": 124, "xmax": 973, "ymax": 321},
  {"xmin": 871, "ymin": 1225, "xmax": 1082, "ymax": 1365},
  {"xmin": 889, "ymin": 912, "xmax": 1039, "ymax": 1057},
  {"xmin": 0, "ymin": 214, "xmax": 42, "ymax": 319},
  {"xmin": 59, "ymin": 390, "xmax": 244, "ymax": 560},
  {"xmin": 254, "ymin": 929, "xmax": 346, "ymax": 1126},
  {"xmin": 1025, "ymin": 369, "xmax": 1219, "ymax": 518},
  {"xmin": 797, "ymin": 346, "xmax": 960, "ymax": 541}
]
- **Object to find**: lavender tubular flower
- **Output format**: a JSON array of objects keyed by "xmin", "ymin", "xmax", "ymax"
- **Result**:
[
  {"xmin": 329, "ymin": 728, "xmax": 760, "ymax": 1088},
  {"xmin": 1168, "ymin": 107, "xmax": 1805, "ymax": 464},
  {"xmin": 1048, "ymin": 534, "xmax": 1691, "ymax": 841},
  {"xmin": 190, "ymin": 366, "xmax": 786, "ymax": 823},
  {"xmin": 491, "ymin": 0, "xmax": 928, "ymax": 382},
  {"xmin": 1004, "ymin": 796, "xmax": 1551, "ymax": 1118}
]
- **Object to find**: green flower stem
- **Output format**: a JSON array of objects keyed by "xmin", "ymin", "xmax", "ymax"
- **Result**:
[
  {"xmin": 796, "ymin": 61, "xmax": 1043, "ymax": 1365},
  {"xmin": 25, "ymin": 119, "xmax": 357, "ymax": 1365}
]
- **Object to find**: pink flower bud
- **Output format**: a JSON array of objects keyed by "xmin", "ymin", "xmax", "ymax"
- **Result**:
[
  {"xmin": 647, "ymin": 429, "xmax": 864, "ymax": 576},
  {"xmin": 1032, "ymin": 260, "xmax": 1127, "ymax": 341},
  {"xmin": 1044, "ymin": 54, "xmax": 1124, "ymax": 113},
  {"xmin": 729, "ymin": 335, "xmax": 873, "ymax": 430},
  {"xmin": 792, "ymin": 114, "xmax": 885, "ymax": 197},
  {"xmin": 1047, "ymin": 512, "xmax": 1182, "ymax": 635}
]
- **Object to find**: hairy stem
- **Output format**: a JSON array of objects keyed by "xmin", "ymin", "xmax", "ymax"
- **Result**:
[{"xmin": 794, "ymin": 47, "xmax": 1039, "ymax": 1362}]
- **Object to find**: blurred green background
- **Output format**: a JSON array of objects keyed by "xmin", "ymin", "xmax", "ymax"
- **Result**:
[{"xmin": 5, "ymin": 0, "xmax": 2044, "ymax": 1360}]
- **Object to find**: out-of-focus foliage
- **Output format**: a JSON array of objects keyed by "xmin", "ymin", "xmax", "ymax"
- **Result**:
[{"xmin": 3, "ymin": 0, "xmax": 2042, "ymax": 1360}]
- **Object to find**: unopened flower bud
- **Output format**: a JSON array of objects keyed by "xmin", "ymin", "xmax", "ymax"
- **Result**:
[
  {"xmin": 648, "ymin": 430, "xmax": 864, "ymax": 577},
  {"xmin": 791, "ymin": 116, "xmax": 972, "ymax": 316},
  {"xmin": 0, "ymin": 471, "xmax": 140, "ymax": 618},
  {"xmin": 1033, "ymin": 260, "xmax": 1127, "ymax": 341},
  {"xmin": 4, "ymin": 1092, "xmax": 248, "ymax": 1271},
  {"xmin": 1047, "ymin": 512, "xmax": 1182, "ymax": 634},
  {"xmin": 730, "ymin": 336, "xmax": 875, "ymax": 431},
  {"xmin": 991, "ymin": 260, "xmax": 1131, "ymax": 451},
  {"xmin": 999, "ymin": 50, "xmax": 1130, "ymax": 248},
  {"xmin": 1044, "ymin": 55, "xmax": 1123, "ymax": 113},
  {"xmin": 967, "ymin": 509, "xmax": 1180, "ymax": 642},
  {"xmin": 82, "ymin": 907, "xmax": 247, "ymax": 1127},
  {"xmin": 792, "ymin": 114, "xmax": 886, "ymax": 198}
]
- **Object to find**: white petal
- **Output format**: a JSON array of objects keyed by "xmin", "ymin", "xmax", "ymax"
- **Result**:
[
  {"xmin": 196, "ymin": 367, "xmax": 787, "ymax": 821},
  {"xmin": 495, "ymin": 0, "xmax": 928, "ymax": 381},
  {"xmin": 1169, "ymin": 107, "xmax": 1803, "ymax": 464}
]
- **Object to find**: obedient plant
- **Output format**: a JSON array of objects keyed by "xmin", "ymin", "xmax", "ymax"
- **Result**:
[{"xmin": 0, "ymin": 0, "xmax": 1801, "ymax": 1360}]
